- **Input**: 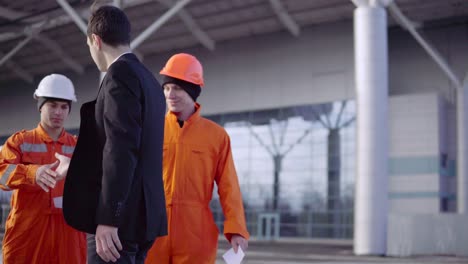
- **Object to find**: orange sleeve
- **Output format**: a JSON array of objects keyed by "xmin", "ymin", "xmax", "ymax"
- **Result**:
[
  {"xmin": 215, "ymin": 133, "xmax": 250, "ymax": 242},
  {"xmin": 0, "ymin": 134, "xmax": 40, "ymax": 190}
]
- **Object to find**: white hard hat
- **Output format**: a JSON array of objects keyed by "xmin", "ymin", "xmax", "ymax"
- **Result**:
[{"xmin": 34, "ymin": 74, "xmax": 77, "ymax": 102}]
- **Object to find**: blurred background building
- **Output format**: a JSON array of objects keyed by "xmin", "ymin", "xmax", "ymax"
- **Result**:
[{"xmin": 0, "ymin": 0, "xmax": 467, "ymax": 257}]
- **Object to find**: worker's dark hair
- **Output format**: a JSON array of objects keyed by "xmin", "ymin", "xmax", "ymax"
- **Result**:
[{"xmin": 87, "ymin": 4, "xmax": 131, "ymax": 47}]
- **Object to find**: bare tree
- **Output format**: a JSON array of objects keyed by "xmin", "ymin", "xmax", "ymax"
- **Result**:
[
  {"xmin": 208, "ymin": 101, "xmax": 355, "ymax": 237},
  {"xmin": 309, "ymin": 101, "xmax": 355, "ymax": 237}
]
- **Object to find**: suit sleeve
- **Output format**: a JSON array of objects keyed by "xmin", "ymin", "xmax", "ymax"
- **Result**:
[
  {"xmin": 96, "ymin": 73, "xmax": 142, "ymax": 227},
  {"xmin": 215, "ymin": 134, "xmax": 250, "ymax": 242},
  {"xmin": 0, "ymin": 134, "xmax": 40, "ymax": 191}
]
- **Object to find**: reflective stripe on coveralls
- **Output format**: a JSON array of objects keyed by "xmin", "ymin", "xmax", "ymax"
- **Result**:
[
  {"xmin": 19, "ymin": 143, "xmax": 48, "ymax": 153},
  {"xmin": 0, "ymin": 124, "xmax": 86, "ymax": 264},
  {"xmin": 0, "ymin": 164, "xmax": 16, "ymax": 190}
]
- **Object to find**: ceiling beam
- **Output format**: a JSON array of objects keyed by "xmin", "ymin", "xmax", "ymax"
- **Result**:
[
  {"xmin": 56, "ymin": 0, "xmax": 88, "ymax": 35},
  {"xmin": 114, "ymin": 0, "xmax": 123, "ymax": 8},
  {"xmin": 0, "ymin": 6, "xmax": 27, "ymax": 20},
  {"xmin": 269, "ymin": 0, "xmax": 300, "ymax": 37},
  {"xmin": 0, "ymin": 0, "xmax": 159, "ymax": 43},
  {"xmin": 34, "ymin": 35, "xmax": 84, "ymax": 74},
  {"xmin": 0, "ymin": 16, "xmax": 83, "ymax": 75},
  {"xmin": 131, "ymin": 0, "xmax": 191, "ymax": 49},
  {"xmin": 388, "ymin": 1, "xmax": 461, "ymax": 102},
  {"xmin": 117, "ymin": 0, "xmax": 156, "ymax": 8},
  {"xmin": 0, "ymin": 52, "xmax": 34, "ymax": 83},
  {"xmin": 157, "ymin": 0, "xmax": 215, "ymax": 50},
  {"xmin": 351, "ymin": 0, "xmax": 368, "ymax": 7},
  {"xmin": 0, "ymin": 6, "xmax": 46, "ymax": 24},
  {"xmin": 5, "ymin": 61, "xmax": 34, "ymax": 83},
  {"xmin": 0, "ymin": 20, "xmax": 50, "ymax": 82},
  {"xmin": 373, "ymin": 0, "xmax": 394, "ymax": 7},
  {"xmin": 351, "ymin": 0, "xmax": 394, "ymax": 8},
  {"xmin": 0, "ymin": 35, "xmax": 34, "ymax": 67},
  {"xmin": 172, "ymin": 8, "xmax": 215, "ymax": 50}
]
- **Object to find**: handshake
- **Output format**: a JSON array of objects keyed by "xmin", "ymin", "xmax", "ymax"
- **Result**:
[{"xmin": 35, "ymin": 153, "xmax": 71, "ymax": 192}]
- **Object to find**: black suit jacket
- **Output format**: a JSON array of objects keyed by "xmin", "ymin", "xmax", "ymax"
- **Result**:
[{"xmin": 63, "ymin": 53, "xmax": 167, "ymax": 242}]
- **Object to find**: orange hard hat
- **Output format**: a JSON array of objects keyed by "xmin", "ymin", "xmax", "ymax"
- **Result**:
[{"xmin": 160, "ymin": 53, "xmax": 204, "ymax": 86}]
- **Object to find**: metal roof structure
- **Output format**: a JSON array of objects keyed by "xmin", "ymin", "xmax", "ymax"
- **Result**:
[{"xmin": 0, "ymin": 0, "xmax": 467, "ymax": 84}]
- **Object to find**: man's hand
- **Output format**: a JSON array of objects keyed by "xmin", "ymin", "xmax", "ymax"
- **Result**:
[
  {"xmin": 35, "ymin": 160, "xmax": 59, "ymax": 192},
  {"xmin": 231, "ymin": 234, "xmax": 248, "ymax": 253},
  {"xmin": 95, "ymin": 225, "xmax": 122, "ymax": 262},
  {"xmin": 55, "ymin": 152, "xmax": 71, "ymax": 181}
]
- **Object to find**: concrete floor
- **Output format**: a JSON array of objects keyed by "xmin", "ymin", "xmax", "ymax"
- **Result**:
[
  {"xmin": 0, "ymin": 238, "xmax": 467, "ymax": 263},
  {"xmin": 215, "ymin": 239, "xmax": 468, "ymax": 264}
]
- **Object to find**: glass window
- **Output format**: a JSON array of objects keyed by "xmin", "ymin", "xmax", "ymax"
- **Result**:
[{"xmin": 208, "ymin": 100, "xmax": 356, "ymax": 239}]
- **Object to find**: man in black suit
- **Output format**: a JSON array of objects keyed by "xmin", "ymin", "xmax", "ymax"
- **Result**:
[{"xmin": 62, "ymin": 4, "xmax": 167, "ymax": 264}]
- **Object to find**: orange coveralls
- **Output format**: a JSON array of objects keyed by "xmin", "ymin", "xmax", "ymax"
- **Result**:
[
  {"xmin": 0, "ymin": 124, "xmax": 86, "ymax": 264},
  {"xmin": 146, "ymin": 104, "xmax": 250, "ymax": 264}
]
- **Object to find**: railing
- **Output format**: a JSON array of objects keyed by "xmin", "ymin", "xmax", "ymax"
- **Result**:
[
  {"xmin": 0, "ymin": 203, "xmax": 10, "ymax": 231},
  {"xmin": 257, "ymin": 212, "xmax": 280, "ymax": 240},
  {"xmin": 211, "ymin": 206, "xmax": 354, "ymax": 240}
]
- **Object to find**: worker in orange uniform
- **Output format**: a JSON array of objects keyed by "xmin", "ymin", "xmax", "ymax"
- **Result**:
[
  {"xmin": 0, "ymin": 74, "xmax": 86, "ymax": 264},
  {"xmin": 145, "ymin": 53, "xmax": 250, "ymax": 264}
]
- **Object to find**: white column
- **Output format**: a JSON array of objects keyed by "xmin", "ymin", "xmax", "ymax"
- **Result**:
[
  {"xmin": 353, "ymin": 4, "xmax": 389, "ymax": 255},
  {"xmin": 457, "ymin": 75, "xmax": 468, "ymax": 213}
]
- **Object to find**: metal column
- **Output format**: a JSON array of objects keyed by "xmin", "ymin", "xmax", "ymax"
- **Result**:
[
  {"xmin": 353, "ymin": 4, "xmax": 389, "ymax": 255},
  {"xmin": 457, "ymin": 75, "xmax": 468, "ymax": 213}
]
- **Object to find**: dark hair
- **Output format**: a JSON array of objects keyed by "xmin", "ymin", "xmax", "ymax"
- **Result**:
[{"xmin": 87, "ymin": 5, "xmax": 131, "ymax": 46}]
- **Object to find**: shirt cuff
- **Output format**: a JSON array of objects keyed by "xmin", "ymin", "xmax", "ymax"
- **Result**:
[{"xmin": 26, "ymin": 164, "xmax": 40, "ymax": 185}]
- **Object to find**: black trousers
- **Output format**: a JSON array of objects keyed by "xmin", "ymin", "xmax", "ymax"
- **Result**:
[{"xmin": 87, "ymin": 234, "xmax": 154, "ymax": 264}]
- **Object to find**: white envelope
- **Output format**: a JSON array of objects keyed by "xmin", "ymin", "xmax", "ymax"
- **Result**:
[
  {"xmin": 53, "ymin": 196, "xmax": 63, "ymax": 208},
  {"xmin": 222, "ymin": 247, "xmax": 245, "ymax": 264}
]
